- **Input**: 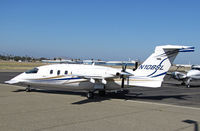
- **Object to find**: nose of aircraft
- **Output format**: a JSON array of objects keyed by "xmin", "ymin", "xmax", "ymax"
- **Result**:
[
  {"xmin": 5, "ymin": 73, "xmax": 25, "ymax": 84},
  {"xmin": 5, "ymin": 79, "xmax": 19, "ymax": 84},
  {"xmin": 186, "ymin": 70, "xmax": 197, "ymax": 78}
]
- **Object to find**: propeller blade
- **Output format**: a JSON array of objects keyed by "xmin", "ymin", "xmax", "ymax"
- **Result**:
[
  {"xmin": 121, "ymin": 77, "xmax": 125, "ymax": 88},
  {"xmin": 121, "ymin": 64, "xmax": 127, "ymax": 88},
  {"xmin": 122, "ymin": 64, "xmax": 127, "ymax": 72}
]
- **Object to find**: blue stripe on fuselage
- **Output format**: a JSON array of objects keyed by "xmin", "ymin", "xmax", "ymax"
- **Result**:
[{"xmin": 53, "ymin": 77, "xmax": 81, "ymax": 80}]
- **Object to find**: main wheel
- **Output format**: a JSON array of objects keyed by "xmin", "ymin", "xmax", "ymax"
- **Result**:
[
  {"xmin": 186, "ymin": 84, "xmax": 190, "ymax": 88},
  {"xmin": 181, "ymin": 82, "xmax": 186, "ymax": 85},
  {"xmin": 87, "ymin": 92, "xmax": 94, "ymax": 99}
]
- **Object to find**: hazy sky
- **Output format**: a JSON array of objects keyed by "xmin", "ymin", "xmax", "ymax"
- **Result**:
[{"xmin": 0, "ymin": 0, "xmax": 200, "ymax": 64}]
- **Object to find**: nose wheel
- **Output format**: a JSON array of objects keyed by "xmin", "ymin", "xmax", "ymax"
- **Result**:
[
  {"xmin": 25, "ymin": 85, "xmax": 32, "ymax": 92},
  {"xmin": 186, "ymin": 78, "xmax": 192, "ymax": 88}
]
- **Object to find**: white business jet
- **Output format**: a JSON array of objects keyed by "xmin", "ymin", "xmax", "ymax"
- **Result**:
[
  {"xmin": 5, "ymin": 45, "xmax": 194, "ymax": 98},
  {"xmin": 171, "ymin": 65, "xmax": 200, "ymax": 88}
]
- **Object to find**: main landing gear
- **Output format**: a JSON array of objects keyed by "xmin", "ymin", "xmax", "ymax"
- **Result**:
[
  {"xmin": 181, "ymin": 81, "xmax": 186, "ymax": 85},
  {"xmin": 186, "ymin": 84, "xmax": 191, "ymax": 88},
  {"xmin": 98, "ymin": 90, "xmax": 106, "ymax": 96},
  {"xmin": 87, "ymin": 91, "xmax": 94, "ymax": 99},
  {"xmin": 86, "ymin": 90, "xmax": 106, "ymax": 99}
]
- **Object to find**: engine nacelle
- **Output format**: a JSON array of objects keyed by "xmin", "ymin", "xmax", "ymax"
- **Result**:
[{"xmin": 172, "ymin": 72, "xmax": 186, "ymax": 80}]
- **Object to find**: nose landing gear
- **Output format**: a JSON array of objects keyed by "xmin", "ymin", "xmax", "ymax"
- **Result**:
[
  {"xmin": 186, "ymin": 78, "xmax": 192, "ymax": 88},
  {"xmin": 25, "ymin": 85, "xmax": 32, "ymax": 92}
]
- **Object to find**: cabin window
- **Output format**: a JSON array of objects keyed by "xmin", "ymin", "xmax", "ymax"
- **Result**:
[
  {"xmin": 25, "ymin": 68, "xmax": 39, "ymax": 74},
  {"xmin": 57, "ymin": 70, "xmax": 60, "ymax": 75},
  {"xmin": 64, "ymin": 70, "xmax": 68, "ymax": 75},
  {"xmin": 50, "ymin": 70, "xmax": 53, "ymax": 74}
]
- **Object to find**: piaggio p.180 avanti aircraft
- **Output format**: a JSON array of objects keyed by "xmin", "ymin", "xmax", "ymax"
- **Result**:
[{"xmin": 5, "ymin": 45, "xmax": 194, "ymax": 98}]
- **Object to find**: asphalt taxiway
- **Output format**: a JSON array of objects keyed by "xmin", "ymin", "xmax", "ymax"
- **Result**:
[{"xmin": 0, "ymin": 72, "xmax": 200, "ymax": 131}]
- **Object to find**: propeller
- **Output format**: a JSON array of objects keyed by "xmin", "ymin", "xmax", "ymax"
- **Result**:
[
  {"xmin": 121, "ymin": 64, "xmax": 127, "ymax": 88},
  {"xmin": 122, "ymin": 64, "xmax": 127, "ymax": 72}
]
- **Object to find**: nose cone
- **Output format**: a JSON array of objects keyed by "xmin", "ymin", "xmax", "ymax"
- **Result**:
[
  {"xmin": 5, "ymin": 73, "xmax": 25, "ymax": 84},
  {"xmin": 5, "ymin": 79, "xmax": 19, "ymax": 84},
  {"xmin": 187, "ymin": 71, "xmax": 193, "ymax": 77},
  {"xmin": 187, "ymin": 70, "xmax": 199, "ymax": 78}
]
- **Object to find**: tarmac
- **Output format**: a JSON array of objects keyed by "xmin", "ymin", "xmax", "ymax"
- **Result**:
[{"xmin": 0, "ymin": 72, "xmax": 200, "ymax": 131}]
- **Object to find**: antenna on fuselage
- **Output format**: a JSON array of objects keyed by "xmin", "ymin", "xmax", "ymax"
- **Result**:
[{"xmin": 133, "ymin": 61, "xmax": 139, "ymax": 71}]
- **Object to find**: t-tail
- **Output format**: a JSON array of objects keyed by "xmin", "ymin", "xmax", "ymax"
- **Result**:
[{"xmin": 129, "ymin": 45, "xmax": 194, "ymax": 88}]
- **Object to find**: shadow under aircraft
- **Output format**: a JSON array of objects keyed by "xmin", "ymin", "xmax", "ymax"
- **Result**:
[{"xmin": 13, "ymin": 88, "xmax": 188, "ymax": 105}]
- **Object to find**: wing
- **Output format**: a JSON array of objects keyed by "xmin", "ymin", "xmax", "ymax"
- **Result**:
[{"xmin": 71, "ymin": 71, "xmax": 132, "ymax": 84}]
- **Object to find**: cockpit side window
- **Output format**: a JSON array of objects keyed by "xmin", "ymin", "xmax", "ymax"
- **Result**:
[
  {"xmin": 25, "ymin": 68, "xmax": 39, "ymax": 74},
  {"xmin": 193, "ymin": 67, "xmax": 200, "ymax": 71}
]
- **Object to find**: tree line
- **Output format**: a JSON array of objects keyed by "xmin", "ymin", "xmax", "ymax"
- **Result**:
[{"xmin": 0, "ymin": 54, "xmax": 47, "ymax": 62}]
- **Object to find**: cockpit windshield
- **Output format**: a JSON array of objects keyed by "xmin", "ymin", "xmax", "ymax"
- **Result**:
[
  {"xmin": 25, "ymin": 68, "xmax": 39, "ymax": 74},
  {"xmin": 192, "ymin": 67, "xmax": 200, "ymax": 71}
]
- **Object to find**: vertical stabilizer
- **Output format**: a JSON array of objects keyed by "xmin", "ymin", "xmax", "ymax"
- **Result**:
[{"xmin": 129, "ymin": 45, "xmax": 194, "ymax": 88}]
